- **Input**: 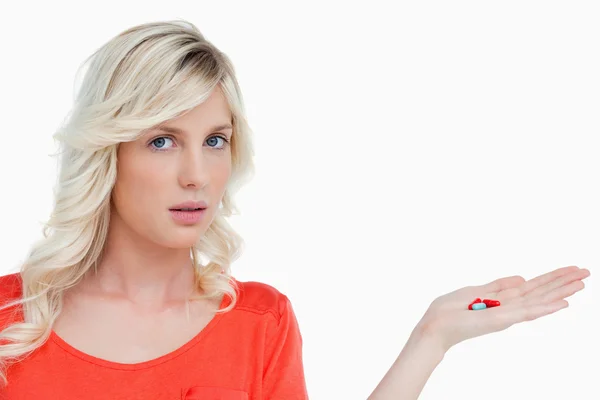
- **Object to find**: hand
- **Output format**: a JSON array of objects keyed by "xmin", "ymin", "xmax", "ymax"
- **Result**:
[{"xmin": 411, "ymin": 265, "xmax": 591, "ymax": 352}]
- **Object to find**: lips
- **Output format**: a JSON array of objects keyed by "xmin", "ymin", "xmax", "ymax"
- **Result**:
[
  {"xmin": 169, "ymin": 200, "xmax": 208, "ymax": 211},
  {"xmin": 169, "ymin": 208, "xmax": 206, "ymax": 224}
]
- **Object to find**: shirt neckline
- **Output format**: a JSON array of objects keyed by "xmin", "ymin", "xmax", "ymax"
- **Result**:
[{"xmin": 49, "ymin": 293, "xmax": 230, "ymax": 371}]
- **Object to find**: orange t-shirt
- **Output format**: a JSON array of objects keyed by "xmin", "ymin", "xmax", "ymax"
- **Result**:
[{"xmin": 0, "ymin": 273, "xmax": 308, "ymax": 399}]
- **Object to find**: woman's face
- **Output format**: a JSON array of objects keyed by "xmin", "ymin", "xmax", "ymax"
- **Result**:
[{"xmin": 111, "ymin": 86, "xmax": 233, "ymax": 249}]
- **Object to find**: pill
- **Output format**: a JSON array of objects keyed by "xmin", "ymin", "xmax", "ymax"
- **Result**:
[
  {"xmin": 483, "ymin": 299, "xmax": 501, "ymax": 307},
  {"xmin": 468, "ymin": 298, "xmax": 482, "ymax": 310},
  {"xmin": 471, "ymin": 303, "xmax": 487, "ymax": 310}
]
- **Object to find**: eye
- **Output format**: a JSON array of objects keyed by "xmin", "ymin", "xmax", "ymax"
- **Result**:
[
  {"xmin": 206, "ymin": 135, "xmax": 230, "ymax": 150},
  {"xmin": 150, "ymin": 136, "xmax": 175, "ymax": 151}
]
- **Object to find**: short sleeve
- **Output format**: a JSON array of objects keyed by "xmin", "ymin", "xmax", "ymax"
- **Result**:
[{"xmin": 262, "ymin": 295, "xmax": 308, "ymax": 399}]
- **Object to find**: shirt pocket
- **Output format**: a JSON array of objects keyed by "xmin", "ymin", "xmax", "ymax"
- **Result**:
[{"xmin": 181, "ymin": 386, "xmax": 249, "ymax": 400}]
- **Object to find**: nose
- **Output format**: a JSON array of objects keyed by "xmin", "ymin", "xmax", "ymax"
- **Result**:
[{"xmin": 178, "ymin": 149, "xmax": 209, "ymax": 189}]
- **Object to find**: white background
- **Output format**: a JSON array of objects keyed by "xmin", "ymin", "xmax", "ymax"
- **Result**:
[{"xmin": 0, "ymin": 1, "xmax": 598, "ymax": 399}]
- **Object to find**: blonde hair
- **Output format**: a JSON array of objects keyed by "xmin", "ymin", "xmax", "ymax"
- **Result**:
[{"xmin": 0, "ymin": 19, "xmax": 255, "ymax": 384}]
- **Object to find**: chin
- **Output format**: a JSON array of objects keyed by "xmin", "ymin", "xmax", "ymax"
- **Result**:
[{"xmin": 158, "ymin": 228, "xmax": 206, "ymax": 250}]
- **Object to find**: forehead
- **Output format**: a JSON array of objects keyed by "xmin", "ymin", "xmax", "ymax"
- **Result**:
[{"xmin": 160, "ymin": 87, "xmax": 232, "ymax": 133}]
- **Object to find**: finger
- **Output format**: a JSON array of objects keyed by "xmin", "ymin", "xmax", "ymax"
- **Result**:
[
  {"xmin": 525, "ymin": 268, "xmax": 590, "ymax": 300},
  {"xmin": 519, "ymin": 266, "xmax": 580, "ymax": 296},
  {"xmin": 482, "ymin": 275, "xmax": 526, "ymax": 294},
  {"xmin": 492, "ymin": 266, "xmax": 586, "ymax": 303},
  {"xmin": 487, "ymin": 299, "xmax": 570, "ymax": 330},
  {"xmin": 517, "ymin": 299, "xmax": 569, "ymax": 322},
  {"xmin": 529, "ymin": 279, "xmax": 586, "ymax": 305}
]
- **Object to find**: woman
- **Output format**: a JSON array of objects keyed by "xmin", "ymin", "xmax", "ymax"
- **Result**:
[{"xmin": 0, "ymin": 20, "xmax": 590, "ymax": 400}]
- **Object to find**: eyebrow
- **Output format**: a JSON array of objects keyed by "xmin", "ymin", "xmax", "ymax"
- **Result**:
[{"xmin": 154, "ymin": 123, "xmax": 233, "ymax": 135}]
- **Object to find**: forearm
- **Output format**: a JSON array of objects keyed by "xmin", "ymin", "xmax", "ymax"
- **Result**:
[{"xmin": 367, "ymin": 333, "xmax": 446, "ymax": 400}]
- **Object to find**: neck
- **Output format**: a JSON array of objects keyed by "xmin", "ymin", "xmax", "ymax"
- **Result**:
[{"xmin": 85, "ymin": 212, "xmax": 197, "ymax": 307}]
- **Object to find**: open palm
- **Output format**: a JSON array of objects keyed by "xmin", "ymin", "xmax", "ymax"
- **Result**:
[{"xmin": 414, "ymin": 266, "xmax": 591, "ymax": 352}]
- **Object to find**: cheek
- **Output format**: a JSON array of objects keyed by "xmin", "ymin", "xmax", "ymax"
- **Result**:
[
  {"xmin": 216, "ymin": 164, "xmax": 232, "ymax": 183},
  {"xmin": 214, "ymin": 157, "xmax": 232, "ymax": 184},
  {"xmin": 210, "ymin": 164, "xmax": 231, "ymax": 199},
  {"xmin": 113, "ymin": 155, "xmax": 170, "ymax": 217}
]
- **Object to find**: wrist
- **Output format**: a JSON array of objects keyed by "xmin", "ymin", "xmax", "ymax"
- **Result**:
[
  {"xmin": 367, "ymin": 327, "xmax": 447, "ymax": 400},
  {"xmin": 406, "ymin": 327, "xmax": 449, "ymax": 361}
]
